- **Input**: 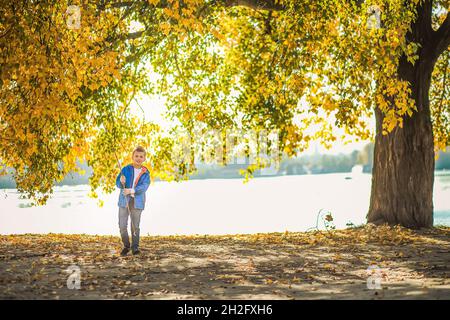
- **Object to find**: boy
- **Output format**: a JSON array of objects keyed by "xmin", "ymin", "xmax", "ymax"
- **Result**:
[{"xmin": 116, "ymin": 146, "xmax": 151, "ymax": 256}]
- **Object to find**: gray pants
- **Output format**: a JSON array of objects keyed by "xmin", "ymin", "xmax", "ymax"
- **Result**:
[{"xmin": 118, "ymin": 198, "xmax": 142, "ymax": 250}]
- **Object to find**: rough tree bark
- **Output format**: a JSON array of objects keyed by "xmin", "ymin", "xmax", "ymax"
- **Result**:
[
  {"xmin": 368, "ymin": 59, "xmax": 435, "ymax": 228},
  {"xmin": 368, "ymin": 1, "xmax": 449, "ymax": 228}
]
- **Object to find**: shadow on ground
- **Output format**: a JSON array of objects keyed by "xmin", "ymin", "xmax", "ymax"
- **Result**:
[{"xmin": 0, "ymin": 226, "xmax": 448, "ymax": 299}]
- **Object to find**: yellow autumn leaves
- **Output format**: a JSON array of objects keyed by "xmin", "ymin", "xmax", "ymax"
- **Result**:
[
  {"xmin": 0, "ymin": 1, "xmax": 142, "ymax": 203},
  {"xmin": 1, "ymin": 0, "xmax": 448, "ymax": 204}
]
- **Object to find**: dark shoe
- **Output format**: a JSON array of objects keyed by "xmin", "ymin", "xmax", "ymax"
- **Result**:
[
  {"xmin": 132, "ymin": 249, "xmax": 140, "ymax": 255},
  {"xmin": 120, "ymin": 247, "xmax": 130, "ymax": 256}
]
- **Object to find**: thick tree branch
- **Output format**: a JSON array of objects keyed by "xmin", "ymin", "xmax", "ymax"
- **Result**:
[
  {"xmin": 431, "ymin": 10, "xmax": 450, "ymax": 59},
  {"xmin": 405, "ymin": 0, "xmax": 434, "ymax": 44},
  {"xmin": 126, "ymin": 30, "xmax": 146, "ymax": 39},
  {"xmin": 108, "ymin": 0, "xmax": 169, "ymax": 9},
  {"xmin": 102, "ymin": 0, "xmax": 284, "ymax": 11},
  {"xmin": 97, "ymin": 0, "xmax": 285, "ymax": 44},
  {"xmin": 222, "ymin": 0, "xmax": 284, "ymax": 10}
]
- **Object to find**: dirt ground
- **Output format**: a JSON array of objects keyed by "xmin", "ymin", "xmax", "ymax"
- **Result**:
[{"xmin": 0, "ymin": 225, "xmax": 449, "ymax": 300}]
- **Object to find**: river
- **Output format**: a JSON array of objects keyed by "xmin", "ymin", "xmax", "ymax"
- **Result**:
[{"xmin": 1, "ymin": 172, "xmax": 449, "ymax": 235}]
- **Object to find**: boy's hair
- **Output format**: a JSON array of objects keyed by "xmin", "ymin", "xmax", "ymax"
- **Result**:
[{"xmin": 132, "ymin": 146, "xmax": 146, "ymax": 156}]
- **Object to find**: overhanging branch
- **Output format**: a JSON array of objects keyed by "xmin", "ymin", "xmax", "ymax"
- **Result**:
[
  {"xmin": 97, "ymin": 0, "xmax": 285, "ymax": 44},
  {"xmin": 431, "ymin": 10, "xmax": 450, "ymax": 60},
  {"xmin": 100, "ymin": 0, "xmax": 285, "ymax": 11},
  {"xmin": 126, "ymin": 30, "xmax": 146, "ymax": 40},
  {"xmin": 223, "ymin": 0, "xmax": 285, "ymax": 11}
]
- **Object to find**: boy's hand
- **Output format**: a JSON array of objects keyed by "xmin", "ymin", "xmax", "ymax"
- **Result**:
[
  {"xmin": 122, "ymin": 188, "xmax": 135, "ymax": 195},
  {"xmin": 120, "ymin": 175, "xmax": 126, "ymax": 185}
]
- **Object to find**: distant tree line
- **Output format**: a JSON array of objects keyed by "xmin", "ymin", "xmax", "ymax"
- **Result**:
[{"xmin": 1, "ymin": 144, "xmax": 450, "ymax": 188}]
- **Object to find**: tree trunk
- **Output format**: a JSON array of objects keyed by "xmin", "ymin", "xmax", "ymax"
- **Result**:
[
  {"xmin": 367, "ymin": 58, "xmax": 436, "ymax": 229},
  {"xmin": 367, "ymin": 0, "xmax": 440, "ymax": 229}
]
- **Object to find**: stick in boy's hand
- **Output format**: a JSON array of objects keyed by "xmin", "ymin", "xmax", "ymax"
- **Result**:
[
  {"xmin": 120, "ymin": 174, "xmax": 126, "ymax": 185},
  {"xmin": 122, "ymin": 188, "xmax": 134, "ymax": 195}
]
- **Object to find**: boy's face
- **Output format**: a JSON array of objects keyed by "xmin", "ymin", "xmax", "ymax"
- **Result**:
[{"xmin": 132, "ymin": 151, "xmax": 146, "ymax": 167}]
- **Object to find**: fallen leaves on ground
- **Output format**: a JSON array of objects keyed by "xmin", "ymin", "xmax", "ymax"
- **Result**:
[{"xmin": 0, "ymin": 225, "xmax": 448, "ymax": 299}]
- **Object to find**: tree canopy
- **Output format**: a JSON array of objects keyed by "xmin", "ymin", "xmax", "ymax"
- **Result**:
[{"xmin": 0, "ymin": 0, "xmax": 449, "ymax": 205}]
